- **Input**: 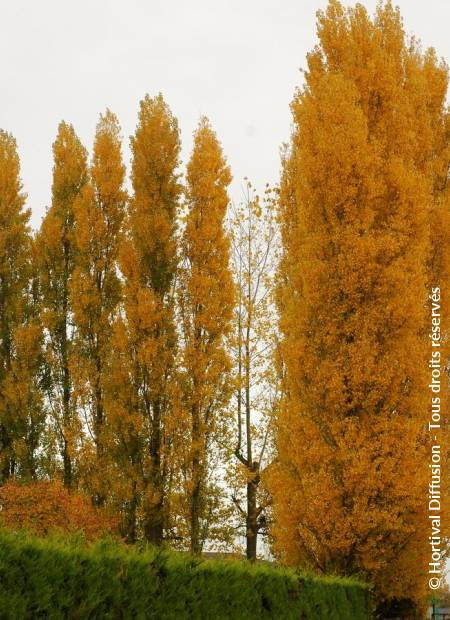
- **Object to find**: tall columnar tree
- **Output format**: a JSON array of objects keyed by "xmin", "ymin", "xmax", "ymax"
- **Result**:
[
  {"xmin": 70, "ymin": 110, "xmax": 127, "ymax": 505},
  {"xmin": 0, "ymin": 131, "xmax": 44, "ymax": 481},
  {"xmin": 268, "ymin": 1, "xmax": 449, "ymax": 612},
  {"xmin": 37, "ymin": 122, "xmax": 88, "ymax": 489},
  {"xmin": 180, "ymin": 118, "xmax": 234, "ymax": 554},
  {"xmin": 108, "ymin": 94, "xmax": 181, "ymax": 543}
]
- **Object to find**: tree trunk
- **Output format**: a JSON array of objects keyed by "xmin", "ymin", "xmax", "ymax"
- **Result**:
[
  {"xmin": 0, "ymin": 297, "xmax": 13, "ymax": 483},
  {"xmin": 62, "ymin": 236, "xmax": 72, "ymax": 489},
  {"xmin": 93, "ymin": 354, "xmax": 105, "ymax": 507},
  {"xmin": 62, "ymin": 437, "xmax": 72, "ymax": 489},
  {"xmin": 124, "ymin": 480, "xmax": 138, "ymax": 544},
  {"xmin": 144, "ymin": 398, "xmax": 164, "ymax": 545},
  {"xmin": 62, "ymin": 355, "xmax": 72, "ymax": 488},
  {"xmin": 190, "ymin": 472, "xmax": 201, "ymax": 554},
  {"xmin": 0, "ymin": 426, "xmax": 12, "ymax": 482},
  {"xmin": 246, "ymin": 467, "xmax": 260, "ymax": 561},
  {"xmin": 190, "ymin": 403, "xmax": 202, "ymax": 555}
]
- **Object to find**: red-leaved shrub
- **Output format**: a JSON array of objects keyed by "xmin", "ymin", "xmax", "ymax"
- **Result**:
[{"xmin": 0, "ymin": 479, "xmax": 118, "ymax": 540}]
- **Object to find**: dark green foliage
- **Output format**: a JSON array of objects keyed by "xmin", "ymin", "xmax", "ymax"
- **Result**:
[{"xmin": 0, "ymin": 530, "xmax": 370, "ymax": 619}]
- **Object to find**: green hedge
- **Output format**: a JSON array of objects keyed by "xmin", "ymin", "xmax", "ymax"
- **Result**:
[{"xmin": 0, "ymin": 530, "xmax": 370, "ymax": 619}]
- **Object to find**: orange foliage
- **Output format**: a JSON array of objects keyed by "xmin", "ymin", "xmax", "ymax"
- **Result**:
[
  {"xmin": 0, "ymin": 7, "xmax": 447, "ymax": 603},
  {"xmin": 0, "ymin": 479, "xmax": 118, "ymax": 540},
  {"xmin": 106, "ymin": 94, "xmax": 182, "ymax": 544},
  {"xmin": 36, "ymin": 122, "xmax": 88, "ymax": 489},
  {"xmin": 70, "ymin": 110, "xmax": 127, "ymax": 506},
  {"xmin": 0, "ymin": 130, "xmax": 43, "ymax": 482},
  {"xmin": 268, "ymin": 0, "xmax": 450, "ymax": 612},
  {"xmin": 179, "ymin": 117, "xmax": 235, "ymax": 553}
]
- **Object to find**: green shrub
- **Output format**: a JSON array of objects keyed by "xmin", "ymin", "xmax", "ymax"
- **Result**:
[{"xmin": 0, "ymin": 530, "xmax": 371, "ymax": 619}]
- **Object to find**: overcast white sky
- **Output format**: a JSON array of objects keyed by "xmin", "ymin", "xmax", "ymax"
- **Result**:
[{"xmin": 1, "ymin": 0, "xmax": 449, "ymax": 229}]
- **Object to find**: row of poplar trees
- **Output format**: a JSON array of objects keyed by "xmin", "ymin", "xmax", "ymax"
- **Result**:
[
  {"xmin": 0, "ymin": 96, "xmax": 277, "ymax": 557},
  {"xmin": 0, "ymin": 1, "xmax": 449, "ymax": 615}
]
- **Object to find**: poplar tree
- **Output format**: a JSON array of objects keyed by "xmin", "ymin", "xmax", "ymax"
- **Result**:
[
  {"xmin": 108, "ymin": 94, "xmax": 181, "ymax": 543},
  {"xmin": 0, "ymin": 130, "xmax": 44, "ymax": 481},
  {"xmin": 268, "ymin": 1, "xmax": 450, "ymax": 612},
  {"xmin": 37, "ymin": 122, "xmax": 87, "ymax": 489},
  {"xmin": 70, "ymin": 110, "xmax": 127, "ymax": 505},
  {"xmin": 180, "ymin": 118, "xmax": 234, "ymax": 554}
]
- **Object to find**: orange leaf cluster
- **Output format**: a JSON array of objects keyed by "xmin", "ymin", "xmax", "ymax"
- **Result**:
[{"xmin": 0, "ymin": 479, "xmax": 118, "ymax": 540}]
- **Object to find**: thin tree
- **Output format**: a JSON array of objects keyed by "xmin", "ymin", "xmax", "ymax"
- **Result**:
[
  {"xmin": 37, "ymin": 122, "xmax": 88, "ymax": 489},
  {"xmin": 108, "ymin": 94, "xmax": 181, "ymax": 543},
  {"xmin": 70, "ymin": 110, "xmax": 127, "ymax": 505},
  {"xmin": 180, "ymin": 118, "xmax": 235, "ymax": 554},
  {"xmin": 229, "ymin": 181, "xmax": 278, "ymax": 560}
]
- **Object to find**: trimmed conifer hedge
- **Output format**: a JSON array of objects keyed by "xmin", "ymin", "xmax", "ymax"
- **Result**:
[{"xmin": 0, "ymin": 530, "xmax": 371, "ymax": 619}]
